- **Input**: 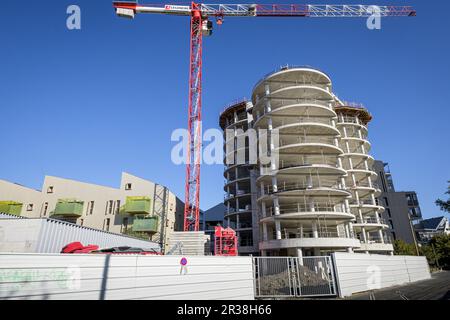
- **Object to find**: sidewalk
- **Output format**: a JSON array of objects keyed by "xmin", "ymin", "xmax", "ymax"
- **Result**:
[{"xmin": 346, "ymin": 271, "xmax": 450, "ymax": 300}]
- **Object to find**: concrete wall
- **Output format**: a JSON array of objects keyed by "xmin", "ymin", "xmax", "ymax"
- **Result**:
[
  {"xmin": 332, "ymin": 252, "xmax": 431, "ymax": 297},
  {"xmin": 0, "ymin": 218, "xmax": 160, "ymax": 253},
  {"xmin": 0, "ymin": 254, "xmax": 255, "ymax": 300}
]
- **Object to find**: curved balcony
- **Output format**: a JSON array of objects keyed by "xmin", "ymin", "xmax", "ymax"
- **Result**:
[
  {"xmin": 224, "ymin": 176, "xmax": 251, "ymax": 189},
  {"xmin": 276, "ymin": 136, "xmax": 343, "ymax": 156},
  {"xmin": 260, "ymin": 227, "xmax": 360, "ymax": 250},
  {"xmin": 258, "ymin": 182, "xmax": 350, "ymax": 202},
  {"xmin": 253, "ymin": 101, "xmax": 335, "ymax": 127},
  {"xmin": 261, "ymin": 202, "xmax": 352, "ymax": 222},
  {"xmin": 336, "ymin": 116, "xmax": 368, "ymax": 132},
  {"xmin": 349, "ymin": 199, "xmax": 385, "ymax": 214},
  {"xmin": 224, "ymin": 191, "xmax": 252, "ymax": 202},
  {"xmin": 340, "ymin": 137, "xmax": 372, "ymax": 151},
  {"xmin": 353, "ymin": 217, "xmax": 389, "ymax": 231},
  {"xmin": 252, "ymin": 67, "xmax": 332, "ymax": 101}
]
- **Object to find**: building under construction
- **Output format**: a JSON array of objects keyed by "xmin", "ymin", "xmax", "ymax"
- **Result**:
[{"xmin": 220, "ymin": 66, "xmax": 394, "ymax": 257}]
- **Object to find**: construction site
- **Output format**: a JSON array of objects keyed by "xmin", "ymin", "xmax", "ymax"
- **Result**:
[{"xmin": 0, "ymin": 1, "xmax": 443, "ymax": 302}]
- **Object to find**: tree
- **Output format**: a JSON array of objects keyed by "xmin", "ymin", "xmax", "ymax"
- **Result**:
[
  {"xmin": 393, "ymin": 239, "xmax": 417, "ymax": 256},
  {"xmin": 429, "ymin": 234, "xmax": 450, "ymax": 269},
  {"xmin": 436, "ymin": 181, "xmax": 450, "ymax": 213}
]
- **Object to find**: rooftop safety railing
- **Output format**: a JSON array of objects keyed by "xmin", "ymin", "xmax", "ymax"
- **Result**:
[{"xmin": 253, "ymin": 65, "xmax": 332, "ymax": 92}]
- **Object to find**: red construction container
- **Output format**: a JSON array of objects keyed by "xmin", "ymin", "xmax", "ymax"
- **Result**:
[{"xmin": 214, "ymin": 226, "xmax": 238, "ymax": 256}]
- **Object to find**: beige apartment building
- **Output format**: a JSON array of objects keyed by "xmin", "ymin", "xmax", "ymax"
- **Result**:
[{"xmin": 0, "ymin": 173, "xmax": 184, "ymax": 252}]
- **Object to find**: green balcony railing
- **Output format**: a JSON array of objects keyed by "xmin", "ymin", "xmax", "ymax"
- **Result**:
[
  {"xmin": 0, "ymin": 201, "xmax": 23, "ymax": 216},
  {"xmin": 53, "ymin": 200, "xmax": 84, "ymax": 217},
  {"xmin": 132, "ymin": 216, "xmax": 159, "ymax": 233},
  {"xmin": 123, "ymin": 196, "xmax": 152, "ymax": 215}
]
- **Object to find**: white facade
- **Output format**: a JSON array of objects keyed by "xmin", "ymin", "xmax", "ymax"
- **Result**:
[{"xmin": 0, "ymin": 173, "xmax": 184, "ymax": 252}]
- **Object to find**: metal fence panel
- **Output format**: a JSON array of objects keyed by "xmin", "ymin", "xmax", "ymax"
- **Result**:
[{"xmin": 254, "ymin": 256, "xmax": 336, "ymax": 298}]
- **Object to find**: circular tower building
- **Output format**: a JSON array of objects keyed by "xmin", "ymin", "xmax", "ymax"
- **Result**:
[
  {"xmin": 252, "ymin": 66, "xmax": 361, "ymax": 257},
  {"xmin": 220, "ymin": 100, "xmax": 259, "ymax": 255}
]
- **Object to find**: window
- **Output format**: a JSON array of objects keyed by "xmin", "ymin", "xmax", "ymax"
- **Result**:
[
  {"xmin": 125, "ymin": 183, "xmax": 132, "ymax": 191},
  {"xmin": 384, "ymin": 197, "xmax": 389, "ymax": 207},
  {"xmin": 87, "ymin": 201, "xmax": 95, "ymax": 215},
  {"xmin": 115, "ymin": 200, "xmax": 121, "ymax": 215},
  {"xmin": 47, "ymin": 186, "xmax": 54, "ymax": 194},
  {"xmin": 121, "ymin": 218, "xmax": 129, "ymax": 233},
  {"xmin": 391, "ymin": 232, "xmax": 397, "ymax": 240},
  {"xmin": 27, "ymin": 204, "xmax": 34, "ymax": 211},
  {"xmin": 41, "ymin": 202, "xmax": 48, "ymax": 216},
  {"xmin": 386, "ymin": 208, "xmax": 391, "ymax": 218},
  {"xmin": 106, "ymin": 200, "xmax": 113, "ymax": 215},
  {"xmin": 104, "ymin": 218, "xmax": 111, "ymax": 232}
]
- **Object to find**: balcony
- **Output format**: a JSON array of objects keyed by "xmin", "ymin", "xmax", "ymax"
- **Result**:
[
  {"xmin": 132, "ymin": 216, "xmax": 159, "ymax": 233},
  {"xmin": 53, "ymin": 200, "xmax": 84, "ymax": 217},
  {"xmin": 122, "ymin": 196, "xmax": 152, "ymax": 215},
  {"xmin": 0, "ymin": 201, "xmax": 23, "ymax": 216}
]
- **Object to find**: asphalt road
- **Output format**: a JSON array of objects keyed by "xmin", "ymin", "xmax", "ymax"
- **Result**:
[{"xmin": 346, "ymin": 271, "xmax": 450, "ymax": 300}]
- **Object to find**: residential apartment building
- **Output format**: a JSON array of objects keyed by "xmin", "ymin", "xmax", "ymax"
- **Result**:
[
  {"xmin": 414, "ymin": 216, "xmax": 450, "ymax": 243},
  {"xmin": 373, "ymin": 161, "xmax": 423, "ymax": 245},
  {"xmin": 0, "ymin": 172, "xmax": 184, "ymax": 253}
]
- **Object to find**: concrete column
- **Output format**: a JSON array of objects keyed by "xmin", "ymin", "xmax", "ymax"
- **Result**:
[
  {"xmin": 296, "ymin": 248, "xmax": 303, "ymax": 258},
  {"xmin": 378, "ymin": 230, "xmax": 384, "ymax": 244},
  {"xmin": 236, "ymin": 214, "xmax": 240, "ymax": 230},
  {"xmin": 275, "ymin": 220, "xmax": 282, "ymax": 240},
  {"xmin": 263, "ymin": 223, "xmax": 268, "ymax": 241},
  {"xmin": 361, "ymin": 227, "xmax": 367, "ymax": 242},
  {"xmin": 271, "ymin": 176, "xmax": 278, "ymax": 193},
  {"xmin": 312, "ymin": 221, "xmax": 318, "ymax": 238},
  {"xmin": 274, "ymin": 197, "xmax": 280, "ymax": 216},
  {"xmin": 261, "ymin": 201, "xmax": 267, "ymax": 217}
]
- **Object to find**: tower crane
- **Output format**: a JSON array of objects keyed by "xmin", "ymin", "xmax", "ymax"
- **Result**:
[{"xmin": 112, "ymin": 2, "xmax": 416, "ymax": 232}]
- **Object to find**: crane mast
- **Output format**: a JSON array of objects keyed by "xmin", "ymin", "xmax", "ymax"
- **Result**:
[{"xmin": 113, "ymin": 1, "xmax": 416, "ymax": 232}]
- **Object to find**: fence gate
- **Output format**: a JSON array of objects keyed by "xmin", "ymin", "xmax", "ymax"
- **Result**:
[{"xmin": 253, "ymin": 256, "xmax": 337, "ymax": 298}]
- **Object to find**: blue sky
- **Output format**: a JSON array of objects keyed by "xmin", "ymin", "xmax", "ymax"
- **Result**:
[{"xmin": 0, "ymin": 0, "xmax": 449, "ymax": 219}]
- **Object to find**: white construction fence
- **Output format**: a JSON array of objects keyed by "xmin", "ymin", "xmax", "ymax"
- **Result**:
[
  {"xmin": 0, "ymin": 253, "xmax": 255, "ymax": 300},
  {"xmin": 332, "ymin": 252, "xmax": 431, "ymax": 298},
  {"xmin": 0, "ymin": 252, "xmax": 431, "ymax": 300}
]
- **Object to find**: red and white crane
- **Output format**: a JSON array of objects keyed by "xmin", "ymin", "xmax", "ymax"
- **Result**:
[{"xmin": 112, "ymin": 2, "xmax": 416, "ymax": 232}]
